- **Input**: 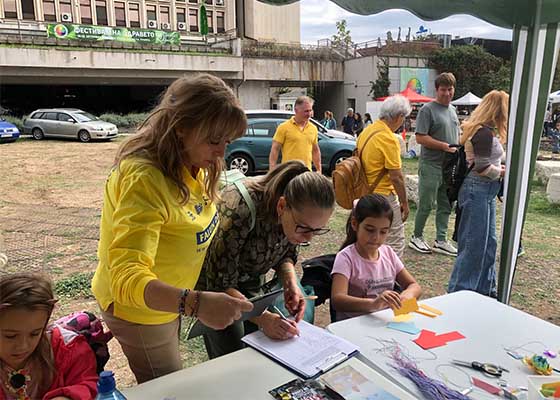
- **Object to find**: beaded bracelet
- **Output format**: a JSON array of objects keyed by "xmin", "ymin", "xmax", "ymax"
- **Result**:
[
  {"xmin": 191, "ymin": 290, "xmax": 201, "ymax": 318},
  {"xmin": 178, "ymin": 288, "xmax": 190, "ymax": 316}
]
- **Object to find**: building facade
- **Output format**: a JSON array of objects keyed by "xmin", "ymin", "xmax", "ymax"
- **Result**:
[{"xmin": 0, "ymin": 0, "xmax": 301, "ymax": 43}]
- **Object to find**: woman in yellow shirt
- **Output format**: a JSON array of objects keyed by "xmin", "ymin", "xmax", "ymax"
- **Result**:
[{"xmin": 92, "ymin": 74, "xmax": 253, "ymax": 383}]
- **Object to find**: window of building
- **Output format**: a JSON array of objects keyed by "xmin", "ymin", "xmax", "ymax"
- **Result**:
[
  {"xmin": 43, "ymin": 0, "xmax": 56, "ymax": 21},
  {"xmin": 80, "ymin": 0, "xmax": 92, "ymax": 23},
  {"xmin": 114, "ymin": 1, "xmax": 126, "ymax": 26},
  {"xmin": 205, "ymin": 0, "xmax": 212, "ymax": 4},
  {"xmin": 188, "ymin": 0, "xmax": 197, "ymax": 4},
  {"xmin": 176, "ymin": 7, "xmax": 185, "ymax": 23},
  {"xmin": 160, "ymin": 5, "xmax": 169, "ymax": 23},
  {"xmin": 59, "ymin": 0, "xmax": 71, "ymax": 17},
  {"xmin": 21, "ymin": 0, "xmax": 36, "ymax": 20},
  {"xmin": 3, "ymin": 0, "xmax": 18, "ymax": 18},
  {"xmin": 96, "ymin": 0, "xmax": 107, "ymax": 25},
  {"xmin": 129, "ymin": 3, "xmax": 140, "ymax": 27},
  {"xmin": 216, "ymin": 11, "xmax": 224, "ymax": 33},
  {"xmin": 188, "ymin": 8, "xmax": 198, "ymax": 32},
  {"xmin": 146, "ymin": 4, "xmax": 156, "ymax": 21},
  {"xmin": 207, "ymin": 10, "xmax": 213, "ymax": 33}
]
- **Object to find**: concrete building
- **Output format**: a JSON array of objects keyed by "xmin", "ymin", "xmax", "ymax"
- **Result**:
[
  {"xmin": 0, "ymin": 0, "xmax": 299, "ymax": 42},
  {"xmin": 0, "ymin": 0, "xmax": 438, "ymax": 122}
]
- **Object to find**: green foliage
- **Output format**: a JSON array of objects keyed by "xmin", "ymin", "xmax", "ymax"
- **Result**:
[
  {"xmin": 369, "ymin": 57, "xmax": 391, "ymax": 99},
  {"xmin": 2, "ymin": 115, "xmax": 24, "ymax": 131},
  {"xmin": 552, "ymin": 50, "xmax": 560, "ymax": 91},
  {"xmin": 429, "ymin": 45, "xmax": 504, "ymax": 97},
  {"xmin": 487, "ymin": 62, "xmax": 512, "ymax": 92},
  {"xmin": 99, "ymin": 113, "xmax": 148, "ymax": 129},
  {"xmin": 54, "ymin": 271, "xmax": 94, "ymax": 299},
  {"xmin": 331, "ymin": 19, "xmax": 353, "ymax": 49}
]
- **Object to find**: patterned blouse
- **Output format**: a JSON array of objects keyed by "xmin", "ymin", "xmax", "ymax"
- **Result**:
[{"xmin": 197, "ymin": 179, "xmax": 298, "ymax": 297}]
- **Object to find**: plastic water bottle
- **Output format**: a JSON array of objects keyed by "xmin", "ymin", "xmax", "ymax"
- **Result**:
[{"xmin": 95, "ymin": 371, "xmax": 127, "ymax": 400}]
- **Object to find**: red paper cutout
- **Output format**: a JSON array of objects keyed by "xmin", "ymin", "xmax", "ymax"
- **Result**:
[
  {"xmin": 413, "ymin": 329, "xmax": 466, "ymax": 349},
  {"xmin": 472, "ymin": 377, "xmax": 502, "ymax": 395}
]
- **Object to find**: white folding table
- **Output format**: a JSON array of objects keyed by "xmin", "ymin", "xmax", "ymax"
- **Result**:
[
  {"xmin": 327, "ymin": 290, "xmax": 560, "ymax": 399},
  {"xmin": 123, "ymin": 346, "xmax": 416, "ymax": 399}
]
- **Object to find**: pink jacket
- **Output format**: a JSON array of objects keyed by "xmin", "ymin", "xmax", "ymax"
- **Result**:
[{"xmin": 0, "ymin": 327, "xmax": 98, "ymax": 400}]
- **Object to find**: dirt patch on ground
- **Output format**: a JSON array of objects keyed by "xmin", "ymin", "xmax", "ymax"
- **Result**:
[{"xmin": 1, "ymin": 137, "xmax": 559, "ymax": 388}]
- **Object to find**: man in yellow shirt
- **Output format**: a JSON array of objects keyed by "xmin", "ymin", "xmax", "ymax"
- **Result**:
[
  {"xmin": 269, "ymin": 96, "xmax": 322, "ymax": 173},
  {"xmin": 357, "ymin": 95, "xmax": 411, "ymax": 257}
]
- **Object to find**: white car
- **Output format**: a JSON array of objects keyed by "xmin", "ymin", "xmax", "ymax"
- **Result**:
[{"xmin": 23, "ymin": 108, "xmax": 118, "ymax": 142}]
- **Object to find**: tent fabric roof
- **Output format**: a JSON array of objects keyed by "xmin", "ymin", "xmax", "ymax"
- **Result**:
[
  {"xmin": 451, "ymin": 92, "xmax": 483, "ymax": 106},
  {"xmin": 377, "ymin": 87, "xmax": 434, "ymax": 103},
  {"xmin": 256, "ymin": 0, "xmax": 560, "ymax": 29}
]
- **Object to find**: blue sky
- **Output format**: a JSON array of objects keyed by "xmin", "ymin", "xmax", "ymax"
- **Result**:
[{"xmin": 300, "ymin": 0, "xmax": 513, "ymax": 45}]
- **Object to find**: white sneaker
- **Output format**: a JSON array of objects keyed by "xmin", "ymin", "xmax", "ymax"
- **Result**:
[
  {"xmin": 408, "ymin": 236, "xmax": 432, "ymax": 254},
  {"xmin": 433, "ymin": 240, "xmax": 457, "ymax": 257}
]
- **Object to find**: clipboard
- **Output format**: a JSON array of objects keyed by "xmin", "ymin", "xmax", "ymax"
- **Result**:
[
  {"xmin": 187, "ymin": 288, "xmax": 284, "ymax": 339},
  {"xmin": 241, "ymin": 320, "xmax": 359, "ymax": 379}
]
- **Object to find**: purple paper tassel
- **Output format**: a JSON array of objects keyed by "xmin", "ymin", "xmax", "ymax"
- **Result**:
[{"xmin": 390, "ymin": 348, "xmax": 470, "ymax": 400}]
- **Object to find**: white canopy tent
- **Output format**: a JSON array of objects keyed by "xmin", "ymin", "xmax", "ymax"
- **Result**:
[{"xmin": 451, "ymin": 92, "xmax": 483, "ymax": 106}]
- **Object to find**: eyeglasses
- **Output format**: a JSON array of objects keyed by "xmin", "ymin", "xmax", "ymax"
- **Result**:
[{"xmin": 288, "ymin": 209, "xmax": 330, "ymax": 236}]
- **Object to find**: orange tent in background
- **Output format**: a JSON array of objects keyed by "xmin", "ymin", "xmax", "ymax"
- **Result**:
[{"xmin": 377, "ymin": 87, "xmax": 434, "ymax": 103}]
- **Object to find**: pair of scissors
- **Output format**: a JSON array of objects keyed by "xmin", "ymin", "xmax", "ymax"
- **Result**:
[{"xmin": 451, "ymin": 359, "xmax": 509, "ymax": 377}]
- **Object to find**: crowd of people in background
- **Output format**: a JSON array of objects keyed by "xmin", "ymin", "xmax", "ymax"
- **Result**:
[{"xmin": 0, "ymin": 71, "xmax": 514, "ymax": 396}]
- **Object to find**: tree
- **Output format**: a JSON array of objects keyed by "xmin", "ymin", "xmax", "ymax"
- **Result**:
[
  {"xmin": 487, "ymin": 62, "xmax": 511, "ymax": 92},
  {"xmin": 331, "ymin": 19, "xmax": 353, "ymax": 50},
  {"xmin": 429, "ymin": 45, "xmax": 504, "ymax": 97},
  {"xmin": 369, "ymin": 57, "xmax": 390, "ymax": 99},
  {"xmin": 552, "ymin": 51, "xmax": 560, "ymax": 91}
]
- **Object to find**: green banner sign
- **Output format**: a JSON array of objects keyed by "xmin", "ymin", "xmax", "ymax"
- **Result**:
[{"xmin": 46, "ymin": 23, "xmax": 180, "ymax": 45}]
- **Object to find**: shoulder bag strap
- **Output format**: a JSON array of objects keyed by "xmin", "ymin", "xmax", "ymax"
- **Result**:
[
  {"xmin": 358, "ymin": 128, "xmax": 388, "ymax": 193},
  {"xmin": 233, "ymin": 180, "xmax": 256, "ymax": 232}
]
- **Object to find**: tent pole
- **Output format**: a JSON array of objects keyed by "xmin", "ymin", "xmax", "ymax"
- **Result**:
[{"xmin": 497, "ymin": 21, "xmax": 560, "ymax": 304}]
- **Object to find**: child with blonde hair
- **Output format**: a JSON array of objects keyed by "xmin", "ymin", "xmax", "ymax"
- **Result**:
[{"xmin": 0, "ymin": 274, "xmax": 98, "ymax": 400}]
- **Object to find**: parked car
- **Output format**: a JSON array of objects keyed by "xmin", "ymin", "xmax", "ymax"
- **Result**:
[
  {"xmin": 23, "ymin": 108, "xmax": 118, "ymax": 142},
  {"xmin": 0, "ymin": 118, "xmax": 20, "ymax": 143},
  {"xmin": 226, "ymin": 110, "xmax": 356, "ymax": 175}
]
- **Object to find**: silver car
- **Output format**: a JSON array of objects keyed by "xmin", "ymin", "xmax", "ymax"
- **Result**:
[{"xmin": 23, "ymin": 108, "xmax": 118, "ymax": 142}]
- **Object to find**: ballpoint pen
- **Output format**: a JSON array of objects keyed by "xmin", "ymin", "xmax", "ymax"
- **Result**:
[
  {"xmin": 272, "ymin": 306, "xmax": 300, "ymax": 336},
  {"xmin": 273, "ymin": 305, "xmax": 289, "ymax": 320}
]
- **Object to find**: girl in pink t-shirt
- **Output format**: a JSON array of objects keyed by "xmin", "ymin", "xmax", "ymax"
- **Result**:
[{"xmin": 331, "ymin": 194, "xmax": 422, "ymax": 321}]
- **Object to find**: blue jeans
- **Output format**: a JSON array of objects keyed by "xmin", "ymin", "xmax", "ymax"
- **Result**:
[
  {"xmin": 551, "ymin": 132, "xmax": 560, "ymax": 152},
  {"xmin": 448, "ymin": 175, "xmax": 501, "ymax": 296}
]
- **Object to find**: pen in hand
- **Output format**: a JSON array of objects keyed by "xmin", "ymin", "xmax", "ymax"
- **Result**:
[{"xmin": 273, "ymin": 306, "xmax": 300, "ymax": 337}]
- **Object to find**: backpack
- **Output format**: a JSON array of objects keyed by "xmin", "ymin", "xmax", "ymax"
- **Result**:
[
  {"xmin": 442, "ymin": 144, "xmax": 474, "ymax": 204},
  {"xmin": 53, "ymin": 311, "xmax": 113, "ymax": 374},
  {"xmin": 332, "ymin": 130, "xmax": 387, "ymax": 209}
]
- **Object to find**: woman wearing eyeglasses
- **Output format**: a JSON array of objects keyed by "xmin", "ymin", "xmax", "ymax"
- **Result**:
[{"xmin": 198, "ymin": 160, "xmax": 335, "ymax": 359}]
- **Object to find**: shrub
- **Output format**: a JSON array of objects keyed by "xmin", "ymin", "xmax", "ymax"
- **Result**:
[
  {"xmin": 99, "ymin": 112, "xmax": 148, "ymax": 130},
  {"xmin": 2, "ymin": 116, "xmax": 24, "ymax": 131}
]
